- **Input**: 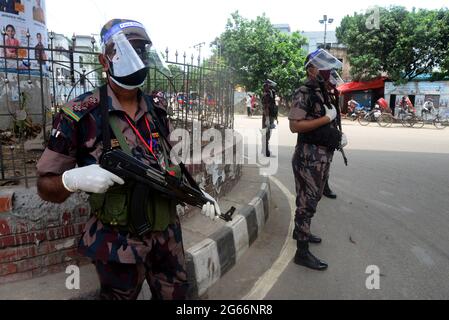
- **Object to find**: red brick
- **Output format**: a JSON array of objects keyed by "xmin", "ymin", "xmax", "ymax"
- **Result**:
[
  {"xmin": 0, "ymin": 247, "xmax": 17, "ymax": 261},
  {"xmin": 0, "ymin": 208, "xmax": 89, "ymax": 238},
  {"xmin": 0, "ymin": 246, "xmax": 30, "ymax": 263},
  {"xmin": 15, "ymin": 231, "xmax": 46, "ymax": 247},
  {"xmin": 37, "ymin": 236, "xmax": 80, "ymax": 257},
  {"xmin": 47, "ymin": 228, "xmax": 55, "ymax": 240},
  {"xmin": 62, "ymin": 212, "xmax": 72, "ymax": 225},
  {"xmin": 0, "ymin": 219, "xmax": 11, "ymax": 236},
  {"xmin": 78, "ymin": 207, "xmax": 89, "ymax": 217},
  {"xmin": 0, "ymin": 236, "xmax": 15, "ymax": 249},
  {"xmin": 0, "ymin": 270, "xmax": 33, "ymax": 285},
  {"xmin": 0, "ymin": 236, "xmax": 81, "ymax": 263},
  {"xmin": 0, "ymin": 262, "xmax": 18, "ymax": 276},
  {"xmin": 0, "ymin": 223, "xmax": 86, "ymax": 249},
  {"xmin": 14, "ymin": 247, "xmax": 81, "ymax": 273},
  {"xmin": 15, "ymin": 222, "xmax": 29, "ymax": 234},
  {"xmin": 0, "ymin": 191, "xmax": 14, "ymax": 213},
  {"xmin": 15, "ymin": 257, "xmax": 41, "ymax": 274}
]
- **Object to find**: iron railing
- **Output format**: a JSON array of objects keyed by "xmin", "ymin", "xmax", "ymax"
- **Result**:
[{"xmin": 0, "ymin": 34, "xmax": 235, "ymax": 187}]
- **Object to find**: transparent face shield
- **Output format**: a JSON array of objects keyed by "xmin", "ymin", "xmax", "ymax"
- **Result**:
[
  {"xmin": 148, "ymin": 48, "xmax": 173, "ymax": 78},
  {"xmin": 103, "ymin": 31, "xmax": 151, "ymax": 78},
  {"xmin": 305, "ymin": 49, "xmax": 343, "ymax": 71},
  {"xmin": 329, "ymin": 70, "xmax": 344, "ymax": 87}
]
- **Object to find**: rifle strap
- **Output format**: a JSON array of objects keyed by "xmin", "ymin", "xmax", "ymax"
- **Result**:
[
  {"xmin": 100, "ymin": 85, "xmax": 134, "ymax": 157},
  {"xmin": 100, "ymin": 85, "xmax": 111, "ymax": 151},
  {"xmin": 143, "ymin": 95, "xmax": 202, "ymax": 192},
  {"xmin": 109, "ymin": 115, "xmax": 133, "ymax": 156}
]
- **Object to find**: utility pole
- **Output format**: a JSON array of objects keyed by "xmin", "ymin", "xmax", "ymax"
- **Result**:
[
  {"xmin": 319, "ymin": 15, "xmax": 334, "ymax": 49},
  {"xmin": 193, "ymin": 42, "xmax": 206, "ymax": 62}
]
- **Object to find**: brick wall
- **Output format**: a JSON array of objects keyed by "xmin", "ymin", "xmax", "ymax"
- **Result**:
[
  {"xmin": 0, "ymin": 156, "xmax": 242, "ymax": 285},
  {"xmin": 0, "ymin": 192, "xmax": 91, "ymax": 285}
]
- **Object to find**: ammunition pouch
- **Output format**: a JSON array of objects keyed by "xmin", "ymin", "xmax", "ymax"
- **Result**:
[{"xmin": 299, "ymin": 124, "xmax": 342, "ymax": 152}]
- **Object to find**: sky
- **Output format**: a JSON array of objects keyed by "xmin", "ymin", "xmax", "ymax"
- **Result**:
[{"xmin": 46, "ymin": 0, "xmax": 448, "ymax": 59}]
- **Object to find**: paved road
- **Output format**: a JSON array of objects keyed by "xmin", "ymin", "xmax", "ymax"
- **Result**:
[{"xmin": 206, "ymin": 115, "xmax": 449, "ymax": 300}]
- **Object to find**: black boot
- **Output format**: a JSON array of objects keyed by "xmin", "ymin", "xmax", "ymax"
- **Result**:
[
  {"xmin": 293, "ymin": 230, "xmax": 322, "ymax": 244},
  {"xmin": 323, "ymin": 181, "xmax": 337, "ymax": 199},
  {"xmin": 294, "ymin": 241, "xmax": 328, "ymax": 271},
  {"xmin": 308, "ymin": 234, "xmax": 322, "ymax": 244}
]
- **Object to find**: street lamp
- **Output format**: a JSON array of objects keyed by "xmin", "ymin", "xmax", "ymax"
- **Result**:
[{"xmin": 319, "ymin": 15, "xmax": 334, "ymax": 49}]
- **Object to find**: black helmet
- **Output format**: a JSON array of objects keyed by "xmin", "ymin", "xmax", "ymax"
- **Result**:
[
  {"xmin": 264, "ymin": 79, "xmax": 277, "ymax": 89},
  {"xmin": 305, "ymin": 52, "xmax": 314, "ymax": 68}
]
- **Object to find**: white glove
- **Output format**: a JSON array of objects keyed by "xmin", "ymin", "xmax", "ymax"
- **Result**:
[
  {"xmin": 62, "ymin": 164, "xmax": 125, "ymax": 194},
  {"xmin": 341, "ymin": 133, "xmax": 348, "ymax": 148},
  {"xmin": 201, "ymin": 190, "xmax": 221, "ymax": 221},
  {"xmin": 324, "ymin": 105, "xmax": 337, "ymax": 123}
]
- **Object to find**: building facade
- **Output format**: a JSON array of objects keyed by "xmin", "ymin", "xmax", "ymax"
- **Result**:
[
  {"xmin": 273, "ymin": 24, "xmax": 291, "ymax": 34},
  {"xmin": 300, "ymin": 31, "xmax": 351, "ymax": 82},
  {"xmin": 385, "ymin": 80, "xmax": 449, "ymax": 119}
]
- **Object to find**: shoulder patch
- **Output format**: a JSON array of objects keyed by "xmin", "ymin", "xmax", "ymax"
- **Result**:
[
  {"xmin": 61, "ymin": 91, "xmax": 99, "ymax": 122},
  {"xmin": 150, "ymin": 94, "xmax": 168, "ymax": 109}
]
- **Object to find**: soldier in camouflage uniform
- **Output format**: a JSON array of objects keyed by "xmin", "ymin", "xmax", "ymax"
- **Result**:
[
  {"xmin": 36, "ymin": 19, "xmax": 219, "ymax": 300},
  {"xmin": 289, "ymin": 50, "xmax": 348, "ymax": 271}
]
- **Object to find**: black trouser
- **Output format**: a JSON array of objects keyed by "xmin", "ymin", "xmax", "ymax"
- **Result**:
[{"xmin": 262, "ymin": 114, "xmax": 273, "ymax": 155}]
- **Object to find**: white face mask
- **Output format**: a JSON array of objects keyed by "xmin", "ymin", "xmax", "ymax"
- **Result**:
[{"xmin": 109, "ymin": 74, "xmax": 146, "ymax": 90}]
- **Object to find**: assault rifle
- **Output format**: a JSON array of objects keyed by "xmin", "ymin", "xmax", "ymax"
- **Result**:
[
  {"xmin": 100, "ymin": 149, "xmax": 236, "ymax": 227},
  {"xmin": 319, "ymin": 81, "xmax": 348, "ymax": 166}
]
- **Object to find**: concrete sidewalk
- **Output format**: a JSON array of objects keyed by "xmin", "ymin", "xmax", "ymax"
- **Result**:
[{"xmin": 0, "ymin": 165, "xmax": 271, "ymax": 300}]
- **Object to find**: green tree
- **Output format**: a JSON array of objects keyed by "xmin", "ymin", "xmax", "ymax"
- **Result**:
[
  {"xmin": 213, "ymin": 11, "xmax": 307, "ymax": 102},
  {"xmin": 336, "ymin": 6, "xmax": 449, "ymax": 82}
]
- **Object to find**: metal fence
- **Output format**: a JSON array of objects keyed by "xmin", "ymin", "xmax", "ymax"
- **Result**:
[{"xmin": 0, "ymin": 33, "xmax": 235, "ymax": 187}]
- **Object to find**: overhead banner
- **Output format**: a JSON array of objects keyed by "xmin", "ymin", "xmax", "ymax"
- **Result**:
[{"xmin": 0, "ymin": 0, "xmax": 48, "ymax": 75}]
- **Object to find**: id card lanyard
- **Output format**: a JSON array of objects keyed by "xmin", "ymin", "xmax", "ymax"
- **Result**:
[{"xmin": 124, "ymin": 114, "xmax": 167, "ymax": 170}]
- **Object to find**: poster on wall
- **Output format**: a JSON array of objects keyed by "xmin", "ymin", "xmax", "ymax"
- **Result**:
[{"xmin": 0, "ymin": 0, "xmax": 48, "ymax": 75}]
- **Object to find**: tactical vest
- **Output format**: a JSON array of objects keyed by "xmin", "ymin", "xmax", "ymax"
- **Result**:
[
  {"xmin": 88, "ymin": 86, "xmax": 180, "ymax": 234},
  {"xmin": 298, "ymin": 84, "xmax": 342, "ymax": 152}
]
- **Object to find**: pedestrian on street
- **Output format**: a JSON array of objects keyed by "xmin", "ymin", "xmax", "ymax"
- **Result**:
[
  {"xmin": 289, "ymin": 49, "xmax": 348, "ymax": 271},
  {"xmin": 36, "ymin": 19, "xmax": 219, "ymax": 300},
  {"xmin": 251, "ymin": 94, "xmax": 257, "ymax": 115},
  {"xmin": 275, "ymin": 95, "xmax": 281, "ymax": 125},
  {"xmin": 246, "ymin": 94, "xmax": 253, "ymax": 117},
  {"xmin": 262, "ymin": 79, "xmax": 277, "ymax": 157}
]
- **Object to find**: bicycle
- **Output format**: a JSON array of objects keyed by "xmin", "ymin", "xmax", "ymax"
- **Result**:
[
  {"xmin": 344, "ymin": 108, "xmax": 366, "ymax": 122},
  {"xmin": 433, "ymin": 109, "xmax": 449, "ymax": 130},
  {"xmin": 377, "ymin": 112, "xmax": 394, "ymax": 127},
  {"xmin": 401, "ymin": 112, "xmax": 425, "ymax": 128},
  {"xmin": 358, "ymin": 107, "xmax": 382, "ymax": 126}
]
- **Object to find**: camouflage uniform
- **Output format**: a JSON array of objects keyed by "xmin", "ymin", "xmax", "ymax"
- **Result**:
[
  {"xmin": 288, "ymin": 79, "xmax": 335, "ymax": 242},
  {"xmin": 36, "ymin": 86, "xmax": 188, "ymax": 300},
  {"xmin": 262, "ymin": 90, "xmax": 275, "ymax": 130}
]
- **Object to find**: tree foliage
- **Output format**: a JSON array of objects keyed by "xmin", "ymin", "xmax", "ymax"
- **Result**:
[
  {"xmin": 336, "ymin": 6, "xmax": 449, "ymax": 82},
  {"xmin": 213, "ymin": 11, "xmax": 307, "ymax": 100}
]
